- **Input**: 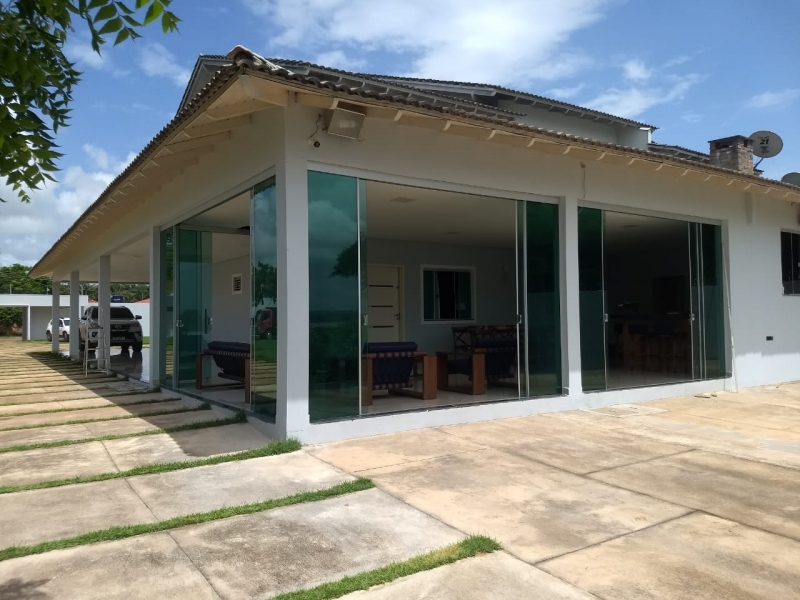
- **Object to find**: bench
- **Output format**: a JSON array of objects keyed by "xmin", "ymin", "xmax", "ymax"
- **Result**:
[
  {"xmin": 196, "ymin": 341, "xmax": 251, "ymax": 403},
  {"xmin": 362, "ymin": 342, "xmax": 437, "ymax": 406}
]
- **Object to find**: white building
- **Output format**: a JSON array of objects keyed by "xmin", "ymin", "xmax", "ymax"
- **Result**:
[
  {"xmin": 0, "ymin": 294, "xmax": 90, "ymax": 341},
  {"xmin": 29, "ymin": 47, "xmax": 800, "ymax": 443}
]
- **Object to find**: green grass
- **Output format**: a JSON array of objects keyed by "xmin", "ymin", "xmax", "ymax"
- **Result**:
[
  {"xmin": 0, "ymin": 478, "xmax": 374, "ymax": 562},
  {"xmin": 0, "ymin": 403, "xmax": 210, "ymax": 433},
  {"xmin": 271, "ymin": 536, "xmax": 502, "ymax": 600},
  {"xmin": 0, "ymin": 411, "xmax": 248, "ymax": 454},
  {"xmin": 0, "ymin": 438, "xmax": 303, "ymax": 494}
]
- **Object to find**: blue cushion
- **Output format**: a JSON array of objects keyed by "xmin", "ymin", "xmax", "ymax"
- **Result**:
[
  {"xmin": 206, "ymin": 341, "xmax": 250, "ymax": 378},
  {"xmin": 364, "ymin": 342, "xmax": 418, "ymax": 388}
]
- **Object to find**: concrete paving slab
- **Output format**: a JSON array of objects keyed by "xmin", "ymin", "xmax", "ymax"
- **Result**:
[
  {"xmin": 0, "ymin": 393, "xmax": 175, "ymax": 415},
  {"xmin": 366, "ymin": 447, "xmax": 689, "ymax": 563},
  {"xmin": 341, "ymin": 552, "xmax": 596, "ymax": 600},
  {"xmin": 440, "ymin": 415, "xmax": 688, "ymax": 474},
  {"xmin": 307, "ymin": 427, "xmax": 488, "ymax": 472},
  {"xmin": 102, "ymin": 423, "xmax": 269, "ymax": 471},
  {"xmin": 0, "ymin": 400, "xmax": 197, "ymax": 429},
  {"xmin": 590, "ymin": 450, "xmax": 800, "ymax": 540},
  {"xmin": 0, "ymin": 388, "xmax": 144, "ymax": 406},
  {"xmin": 129, "ymin": 451, "xmax": 353, "ymax": 520},
  {"xmin": 540, "ymin": 513, "xmax": 800, "ymax": 599},
  {"xmin": 0, "ymin": 380, "xmax": 123, "ymax": 398},
  {"xmin": 82, "ymin": 409, "xmax": 230, "ymax": 436},
  {"xmin": 0, "ymin": 533, "xmax": 220, "ymax": 600},
  {"xmin": 678, "ymin": 400, "xmax": 800, "ymax": 430},
  {"xmin": 0, "ymin": 441, "xmax": 119, "ymax": 487},
  {"xmin": 0, "ymin": 479, "xmax": 158, "ymax": 547},
  {"xmin": 171, "ymin": 487, "xmax": 462, "ymax": 600},
  {"xmin": 0, "ymin": 376, "xmax": 118, "ymax": 392},
  {"xmin": 0, "ymin": 373, "xmax": 109, "ymax": 386},
  {"xmin": 0, "ymin": 423, "xmax": 92, "ymax": 449}
]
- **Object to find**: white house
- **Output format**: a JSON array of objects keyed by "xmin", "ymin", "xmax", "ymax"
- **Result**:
[
  {"xmin": 29, "ymin": 47, "xmax": 800, "ymax": 443},
  {"xmin": 0, "ymin": 294, "xmax": 89, "ymax": 340}
]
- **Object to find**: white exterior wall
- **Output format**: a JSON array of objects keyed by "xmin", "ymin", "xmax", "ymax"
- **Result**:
[
  {"xmin": 44, "ymin": 98, "xmax": 799, "ymax": 442},
  {"xmin": 211, "ymin": 254, "xmax": 251, "ymax": 344}
]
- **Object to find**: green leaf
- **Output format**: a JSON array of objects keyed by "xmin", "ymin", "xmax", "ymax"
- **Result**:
[
  {"xmin": 98, "ymin": 17, "xmax": 123, "ymax": 34},
  {"xmin": 135, "ymin": 0, "xmax": 149, "ymax": 8},
  {"xmin": 114, "ymin": 28, "xmax": 131, "ymax": 45},
  {"xmin": 88, "ymin": 0, "xmax": 108, "ymax": 9},
  {"xmin": 94, "ymin": 4, "xmax": 118, "ymax": 22},
  {"xmin": 144, "ymin": 0, "xmax": 164, "ymax": 25}
]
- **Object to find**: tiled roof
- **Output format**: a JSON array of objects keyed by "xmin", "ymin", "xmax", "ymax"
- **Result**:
[
  {"xmin": 29, "ymin": 49, "xmax": 800, "ymax": 277},
  {"xmin": 373, "ymin": 75, "xmax": 656, "ymax": 129}
]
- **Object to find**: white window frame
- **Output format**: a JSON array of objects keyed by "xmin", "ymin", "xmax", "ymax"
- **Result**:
[{"xmin": 420, "ymin": 265, "xmax": 477, "ymax": 324}]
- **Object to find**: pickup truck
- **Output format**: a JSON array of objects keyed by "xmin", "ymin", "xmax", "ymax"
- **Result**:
[{"xmin": 79, "ymin": 306, "xmax": 144, "ymax": 352}]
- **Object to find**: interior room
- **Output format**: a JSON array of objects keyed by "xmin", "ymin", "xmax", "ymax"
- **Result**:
[{"xmin": 361, "ymin": 181, "xmax": 523, "ymax": 415}]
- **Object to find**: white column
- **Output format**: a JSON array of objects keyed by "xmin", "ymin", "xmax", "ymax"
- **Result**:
[
  {"xmin": 276, "ymin": 99, "xmax": 311, "ymax": 438},
  {"xmin": 51, "ymin": 279, "xmax": 61, "ymax": 353},
  {"xmin": 69, "ymin": 271, "xmax": 80, "ymax": 359},
  {"xmin": 149, "ymin": 226, "xmax": 162, "ymax": 386},
  {"xmin": 98, "ymin": 255, "xmax": 111, "ymax": 364},
  {"xmin": 560, "ymin": 195, "xmax": 583, "ymax": 396},
  {"xmin": 22, "ymin": 307, "xmax": 30, "ymax": 341}
]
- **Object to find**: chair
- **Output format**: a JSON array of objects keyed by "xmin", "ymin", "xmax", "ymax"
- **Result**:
[
  {"xmin": 361, "ymin": 342, "xmax": 437, "ymax": 406},
  {"xmin": 196, "ymin": 341, "xmax": 251, "ymax": 402},
  {"xmin": 439, "ymin": 337, "xmax": 517, "ymax": 395}
]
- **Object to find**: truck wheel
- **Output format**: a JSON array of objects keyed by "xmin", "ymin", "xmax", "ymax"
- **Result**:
[
  {"xmin": 46, "ymin": 331, "xmax": 52, "ymax": 342},
  {"xmin": 132, "ymin": 342, "xmax": 143, "ymax": 353}
]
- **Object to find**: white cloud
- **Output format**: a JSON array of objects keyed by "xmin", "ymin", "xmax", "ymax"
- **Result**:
[
  {"xmin": 587, "ymin": 74, "xmax": 701, "ymax": 118},
  {"xmin": 746, "ymin": 89, "xmax": 800, "ymax": 110},
  {"xmin": 622, "ymin": 59, "xmax": 652, "ymax": 81},
  {"xmin": 242, "ymin": 0, "xmax": 609, "ymax": 86},
  {"xmin": 681, "ymin": 113, "xmax": 703, "ymax": 123},
  {"xmin": 314, "ymin": 50, "xmax": 366, "ymax": 71},
  {"xmin": 0, "ymin": 145, "xmax": 134, "ymax": 267},
  {"xmin": 66, "ymin": 40, "xmax": 130, "ymax": 77},
  {"xmin": 664, "ymin": 55, "xmax": 691, "ymax": 68},
  {"xmin": 138, "ymin": 42, "xmax": 191, "ymax": 87},
  {"xmin": 547, "ymin": 84, "xmax": 585, "ymax": 99}
]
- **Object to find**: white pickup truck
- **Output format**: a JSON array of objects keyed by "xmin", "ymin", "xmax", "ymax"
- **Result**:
[{"xmin": 79, "ymin": 306, "xmax": 144, "ymax": 353}]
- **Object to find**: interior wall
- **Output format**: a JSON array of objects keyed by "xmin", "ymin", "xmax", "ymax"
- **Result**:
[
  {"xmin": 211, "ymin": 253, "xmax": 250, "ymax": 344},
  {"xmin": 367, "ymin": 238, "xmax": 517, "ymax": 353}
]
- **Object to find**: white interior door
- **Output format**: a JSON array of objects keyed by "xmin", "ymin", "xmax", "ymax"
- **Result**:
[{"xmin": 367, "ymin": 265, "xmax": 401, "ymax": 343}]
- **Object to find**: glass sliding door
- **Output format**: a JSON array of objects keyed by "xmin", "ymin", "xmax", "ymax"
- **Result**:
[
  {"xmin": 578, "ymin": 208, "xmax": 607, "ymax": 391},
  {"xmin": 159, "ymin": 228, "xmax": 174, "ymax": 386},
  {"xmin": 175, "ymin": 228, "xmax": 213, "ymax": 385},
  {"xmin": 578, "ymin": 208, "xmax": 727, "ymax": 391},
  {"xmin": 308, "ymin": 171, "xmax": 362, "ymax": 422},
  {"xmin": 251, "ymin": 179, "xmax": 278, "ymax": 419},
  {"xmin": 521, "ymin": 201, "xmax": 562, "ymax": 396}
]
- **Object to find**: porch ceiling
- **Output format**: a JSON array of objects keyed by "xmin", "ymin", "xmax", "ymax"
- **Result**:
[{"xmin": 30, "ymin": 48, "xmax": 800, "ymax": 280}]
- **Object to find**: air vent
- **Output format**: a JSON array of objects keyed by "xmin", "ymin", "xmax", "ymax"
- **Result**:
[{"xmin": 232, "ymin": 273, "xmax": 243, "ymax": 295}]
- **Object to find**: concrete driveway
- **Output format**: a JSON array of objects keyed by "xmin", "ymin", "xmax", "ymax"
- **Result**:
[{"xmin": 1, "ymin": 339, "xmax": 799, "ymax": 599}]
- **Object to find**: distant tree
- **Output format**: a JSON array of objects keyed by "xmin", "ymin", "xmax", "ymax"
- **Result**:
[
  {"xmin": 0, "ymin": 0, "xmax": 180, "ymax": 203},
  {"xmin": 0, "ymin": 263, "xmax": 51, "ymax": 294}
]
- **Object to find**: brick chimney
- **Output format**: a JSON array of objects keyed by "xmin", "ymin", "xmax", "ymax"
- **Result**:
[{"xmin": 708, "ymin": 135, "xmax": 754, "ymax": 174}]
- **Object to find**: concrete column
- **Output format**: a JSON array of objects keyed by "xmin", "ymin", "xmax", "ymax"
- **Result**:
[
  {"xmin": 69, "ymin": 271, "xmax": 80, "ymax": 359},
  {"xmin": 51, "ymin": 279, "xmax": 61, "ymax": 353},
  {"xmin": 149, "ymin": 226, "xmax": 162, "ymax": 386},
  {"xmin": 276, "ymin": 99, "xmax": 311, "ymax": 438},
  {"xmin": 560, "ymin": 195, "xmax": 582, "ymax": 396},
  {"xmin": 22, "ymin": 307, "xmax": 30, "ymax": 341},
  {"xmin": 98, "ymin": 255, "xmax": 111, "ymax": 366}
]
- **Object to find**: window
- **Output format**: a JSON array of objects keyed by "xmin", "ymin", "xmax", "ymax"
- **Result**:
[
  {"xmin": 781, "ymin": 231, "xmax": 800, "ymax": 295},
  {"xmin": 423, "ymin": 268, "xmax": 474, "ymax": 321}
]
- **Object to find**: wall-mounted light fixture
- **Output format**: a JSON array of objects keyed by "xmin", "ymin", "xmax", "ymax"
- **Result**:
[{"xmin": 326, "ymin": 107, "xmax": 365, "ymax": 140}]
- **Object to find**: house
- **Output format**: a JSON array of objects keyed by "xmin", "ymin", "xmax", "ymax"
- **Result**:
[
  {"xmin": 30, "ymin": 47, "xmax": 800, "ymax": 443},
  {"xmin": 0, "ymin": 293, "xmax": 90, "ymax": 340}
]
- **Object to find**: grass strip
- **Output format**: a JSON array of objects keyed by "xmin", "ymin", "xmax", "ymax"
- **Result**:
[
  {"xmin": 0, "ymin": 438, "xmax": 303, "ymax": 494},
  {"xmin": 0, "ymin": 403, "xmax": 210, "ymax": 433},
  {"xmin": 1, "ymin": 396, "xmax": 180, "ymax": 417},
  {"xmin": 0, "ymin": 388, "xmax": 158, "ymax": 407},
  {"xmin": 0, "ymin": 411, "xmax": 248, "ymax": 454},
  {"xmin": 0, "ymin": 477, "xmax": 373, "ymax": 562},
  {"xmin": 271, "ymin": 536, "xmax": 502, "ymax": 600}
]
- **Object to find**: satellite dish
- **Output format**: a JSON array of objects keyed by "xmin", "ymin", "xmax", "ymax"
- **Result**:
[
  {"xmin": 749, "ymin": 130, "xmax": 784, "ymax": 158},
  {"xmin": 782, "ymin": 172, "xmax": 800, "ymax": 186}
]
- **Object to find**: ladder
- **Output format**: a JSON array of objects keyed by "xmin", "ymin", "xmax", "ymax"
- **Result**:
[{"xmin": 84, "ymin": 307, "xmax": 111, "ymax": 375}]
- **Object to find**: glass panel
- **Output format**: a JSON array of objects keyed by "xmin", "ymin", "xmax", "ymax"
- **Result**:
[
  {"xmin": 159, "ymin": 228, "xmax": 174, "ymax": 386},
  {"xmin": 423, "ymin": 270, "xmax": 436, "ymax": 320},
  {"xmin": 176, "ymin": 229, "xmax": 213, "ymax": 384},
  {"xmin": 577, "ymin": 207, "xmax": 607, "ymax": 391},
  {"xmin": 781, "ymin": 232, "xmax": 793, "ymax": 295},
  {"xmin": 517, "ymin": 200, "xmax": 528, "ymax": 397},
  {"xmin": 455, "ymin": 271, "xmax": 472, "ymax": 319},
  {"xmin": 524, "ymin": 201, "xmax": 561, "ymax": 396},
  {"xmin": 251, "ymin": 179, "xmax": 278, "ymax": 420},
  {"xmin": 701, "ymin": 224, "xmax": 726, "ymax": 379},
  {"xmin": 792, "ymin": 233, "xmax": 800, "ymax": 296},
  {"xmin": 308, "ymin": 171, "xmax": 361, "ymax": 422}
]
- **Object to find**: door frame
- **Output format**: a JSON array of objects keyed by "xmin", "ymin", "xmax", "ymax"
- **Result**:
[{"xmin": 366, "ymin": 263, "xmax": 405, "ymax": 342}]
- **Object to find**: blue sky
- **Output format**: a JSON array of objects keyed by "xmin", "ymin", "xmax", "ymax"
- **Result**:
[{"xmin": 1, "ymin": 0, "xmax": 798, "ymax": 267}]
